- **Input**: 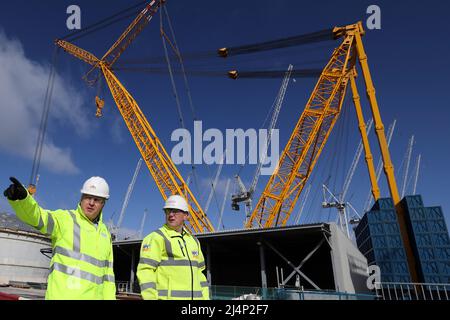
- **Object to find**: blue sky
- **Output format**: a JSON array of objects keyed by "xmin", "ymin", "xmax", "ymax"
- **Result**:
[{"xmin": 0, "ymin": 0, "xmax": 449, "ymax": 239}]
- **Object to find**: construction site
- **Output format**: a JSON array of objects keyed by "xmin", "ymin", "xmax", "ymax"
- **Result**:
[{"xmin": 0, "ymin": 1, "xmax": 449, "ymax": 301}]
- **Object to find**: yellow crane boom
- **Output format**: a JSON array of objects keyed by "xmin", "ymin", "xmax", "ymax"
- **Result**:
[
  {"xmin": 244, "ymin": 21, "xmax": 419, "ymax": 282},
  {"xmin": 246, "ymin": 26, "xmax": 355, "ymax": 229},
  {"xmin": 56, "ymin": 0, "xmax": 214, "ymax": 233}
]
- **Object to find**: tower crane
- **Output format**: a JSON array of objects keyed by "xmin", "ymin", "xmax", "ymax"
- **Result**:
[
  {"xmin": 401, "ymin": 135, "xmax": 415, "ymax": 198},
  {"xmin": 412, "ymin": 154, "xmax": 421, "ymax": 195},
  {"xmin": 321, "ymin": 118, "xmax": 372, "ymax": 235},
  {"xmin": 114, "ymin": 158, "xmax": 143, "ymax": 238},
  {"xmin": 341, "ymin": 118, "xmax": 373, "ymax": 202},
  {"xmin": 217, "ymin": 178, "xmax": 231, "ymax": 231},
  {"xmin": 138, "ymin": 208, "xmax": 148, "ymax": 239},
  {"xmin": 204, "ymin": 151, "xmax": 226, "ymax": 215},
  {"xmin": 231, "ymin": 64, "xmax": 293, "ymax": 224},
  {"xmin": 293, "ymin": 183, "xmax": 311, "ymax": 225},
  {"xmin": 56, "ymin": 0, "xmax": 214, "ymax": 233},
  {"xmin": 363, "ymin": 119, "xmax": 396, "ymax": 212},
  {"xmin": 321, "ymin": 184, "xmax": 362, "ymax": 238}
]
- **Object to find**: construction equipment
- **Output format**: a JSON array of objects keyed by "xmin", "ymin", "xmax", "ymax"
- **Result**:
[
  {"xmin": 401, "ymin": 135, "xmax": 415, "ymax": 198},
  {"xmin": 56, "ymin": 0, "xmax": 214, "ymax": 233},
  {"xmin": 293, "ymin": 184, "xmax": 311, "ymax": 225},
  {"xmin": 113, "ymin": 158, "xmax": 143, "ymax": 238},
  {"xmin": 320, "ymin": 118, "xmax": 372, "ymax": 236},
  {"xmin": 245, "ymin": 26, "xmax": 356, "ymax": 229},
  {"xmin": 341, "ymin": 118, "xmax": 373, "ymax": 202},
  {"xmin": 224, "ymin": 22, "xmax": 419, "ymax": 281},
  {"xmin": 412, "ymin": 154, "xmax": 421, "ymax": 195},
  {"xmin": 231, "ymin": 64, "xmax": 293, "ymax": 224},
  {"xmin": 363, "ymin": 120, "xmax": 396, "ymax": 212},
  {"xmin": 204, "ymin": 151, "xmax": 226, "ymax": 215},
  {"xmin": 321, "ymin": 184, "xmax": 362, "ymax": 239},
  {"xmin": 138, "ymin": 208, "xmax": 148, "ymax": 239},
  {"xmin": 217, "ymin": 178, "xmax": 231, "ymax": 231}
]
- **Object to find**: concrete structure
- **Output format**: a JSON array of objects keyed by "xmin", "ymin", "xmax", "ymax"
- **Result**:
[{"xmin": 0, "ymin": 213, "xmax": 51, "ymax": 285}]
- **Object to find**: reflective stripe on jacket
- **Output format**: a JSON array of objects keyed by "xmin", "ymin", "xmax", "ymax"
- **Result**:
[
  {"xmin": 137, "ymin": 224, "xmax": 210, "ymax": 300},
  {"xmin": 9, "ymin": 194, "xmax": 116, "ymax": 300}
]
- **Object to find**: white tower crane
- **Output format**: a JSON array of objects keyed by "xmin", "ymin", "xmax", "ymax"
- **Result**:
[
  {"xmin": 321, "ymin": 184, "xmax": 361, "ymax": 238},
  {"xmin": 231, "ymin": 64, "xmax": 293, "ymax": 224},
  {"xmin": 363, "ymin": 119, "xmax": 397, "ymax": 212},
  {"xmin": 321, "ymin": 119, "xmax": 372, "ymax": 237},
  {"xmin": 204, "ymin": 151, "xmax": 226, "ymax": 215},
  {"xmin": 293, "ymin": 184, "xmax": 311, "ymax": 225},
  {"xmin": 115, "ymin": 158, "xmax": 143, "ymax": 238},
  {"xmin": 138, "ymin": 208, "xmax": 148, "ymax": 240},
  {"xmin": 341, "ymin": 118, "xmax": 373, "ymax": 202},
  {"xmin": 401, "ymin": 135, "xmax": 415, "ymax": 198},
  {"xmin": 217, "ymin": 178, "xmax": 231, "ymax": 231},
  {"xmin": 412, "ymin": 154, "xmax": 421, "ymax": 195}
]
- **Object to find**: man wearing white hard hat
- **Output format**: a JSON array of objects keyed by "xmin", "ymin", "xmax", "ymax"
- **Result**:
[
  {"xmin": 3, "ymin": 176, "xmax": 116, "ymax": 300},
  {"xmin": 137, "ymin": 194, "xmax": 210, "ymax": 300}
]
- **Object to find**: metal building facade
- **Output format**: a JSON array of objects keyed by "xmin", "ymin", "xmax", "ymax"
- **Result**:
[{"xmin": 112, "ymin": 222, "xmax": 370, "ymax": 297}]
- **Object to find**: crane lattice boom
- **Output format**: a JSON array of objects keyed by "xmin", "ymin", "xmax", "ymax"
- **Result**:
[
  {"xmin": 246, "ymin": 30, "xmax": 356, "ymax": 228},
  {"xmin": 56, "ymin": 0, "xmax": 213, "ymax": 233}
]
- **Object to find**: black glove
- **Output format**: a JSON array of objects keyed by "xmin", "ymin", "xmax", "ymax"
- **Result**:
[{"xmin": 3, "ymin": 177, "xmax": 28, "ymax": 201}]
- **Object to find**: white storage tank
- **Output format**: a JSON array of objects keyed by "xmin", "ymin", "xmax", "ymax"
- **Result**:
[{"xmin": 0, "ymin": 213, "xmax": 51, "ymax": 285}]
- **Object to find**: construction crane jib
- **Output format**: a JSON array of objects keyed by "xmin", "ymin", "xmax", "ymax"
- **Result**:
[
  {"xmin": 55, "ymin": 0, "xmax": 214, "ymax": 233},
  {"xmin": 244, "ymin": 22, "xmax": 419, "ymax": 283},
  {"xmin": 246, "ymin": 24, "xmax": 356, "ymax": 229}
]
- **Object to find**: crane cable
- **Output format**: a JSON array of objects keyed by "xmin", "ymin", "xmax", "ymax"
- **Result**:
[
  {"xmin": 60, "ymin": 1, "xmax": 148, "ymax": 42},
  {"xmin": 162, "ymin": 5, "xmax": 229, "ymax": 218},
  {"xmin": 29, "ymin": 46, "xmax": 60, "ymax": 193},
  {"xmin": 218, "ymin": 28, "xmax": 335, "ymax": 57},
  {"xmin": 160, "ymin": 5, "xmax": 214, "ymax": 212}
]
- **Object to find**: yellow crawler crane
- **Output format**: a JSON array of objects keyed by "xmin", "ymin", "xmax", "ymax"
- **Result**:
[
  {"xmin": 245, "ymin": 22, "xmax": 419, "ymax": 282},
  {"xmin": 55, "ymin": 0, "xmax": 214, "ymax": 233}
]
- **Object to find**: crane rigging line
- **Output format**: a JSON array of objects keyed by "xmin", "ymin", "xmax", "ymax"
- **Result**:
[
  {"xmin": 218, "ymin": 28, "xmax": 335, "ymax": 57},
  {"xmin": 162, "ymin": 5, "xmax": 198, "ymax": 122},
  {"xmin": 114, "ymin": 67, "xmax": 322, "ymax": 79},
  {"xmin": 228, "ymin": 69, "xmax": 322, "ymax": 79},
  {"xmin": 159, "ymin": 4, "xmax": 205, "ymax": 204},
  {"xmin": 60, "ymin": 1, "xmax": 148, "ymax": 42},
  {"xmin": 160, "ymin": 7, "xmax": 185, "ymax": 130},
  {"xmin": 116, "ymin": 41, "xmax": 336, "ymax": 66},
  {"xmin": 29, "ymin": 46, "xmax": 60, "ymax": 188}
]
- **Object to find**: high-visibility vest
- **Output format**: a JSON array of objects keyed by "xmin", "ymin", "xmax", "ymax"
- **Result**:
[
  {"xmin": 9, "ymin": 194, "xmax": 116, "ymax": 300},
  {"xmin": 137, "ymin": 224, "xmax": 210, "ymax": 300}
]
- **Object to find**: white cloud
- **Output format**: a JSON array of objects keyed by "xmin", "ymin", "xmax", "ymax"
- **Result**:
[{"xmin": 0, "ymin": 30, "xmax": 92, "ymax": 174}]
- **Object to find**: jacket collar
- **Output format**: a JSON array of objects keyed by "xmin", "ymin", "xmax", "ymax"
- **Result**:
[
  {"xmin": 77, "ymin": 204, "xmax": 103, "ymax": 224},
  {"xmin": 162, "ymin": 224, "xmax": 188, "ymax": 237}
]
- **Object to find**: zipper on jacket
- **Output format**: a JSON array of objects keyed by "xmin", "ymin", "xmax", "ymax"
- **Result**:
[
  {"xmin": 182, "ymin": 236, "xmax": 194, "ymax": 300},
  {"xmin": 177, "ymin": 240, "xmax": 186, "ymax": 257}
]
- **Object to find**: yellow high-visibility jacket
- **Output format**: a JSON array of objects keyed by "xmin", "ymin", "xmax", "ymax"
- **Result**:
[
  {"xmin": 137, "ymin": 224, "xmax": 210, "ymax": 300},
  {"xmin": 8, "ymin": 193, "xmax": 116, "ymax": 300}
]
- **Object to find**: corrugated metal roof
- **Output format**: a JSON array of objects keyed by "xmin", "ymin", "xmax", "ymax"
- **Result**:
[
  {"xmin": 195, "ymin": 222, "xmax": 330, "ymax": 238},
  {"xmin": 113, "ymin": 222, "xmax": 330, "ymax": 245},
  {"xmin": 0, "ymin": 212, "xmax": 41, "ymax": 235}
]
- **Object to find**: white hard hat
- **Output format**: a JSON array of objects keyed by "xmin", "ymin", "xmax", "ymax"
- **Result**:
[
  {"xmin": 80, "ymin": 176, "xmax": 110, "ymax": 199},
  {"xmin": 163, "ymin": 195, "xmax": 189, "ymax": 213}
]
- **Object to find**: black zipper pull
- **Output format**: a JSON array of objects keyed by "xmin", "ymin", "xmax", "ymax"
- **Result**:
[{"xmin": 178, "ymin": 240, "xmax": 186, "ymax": 257}]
